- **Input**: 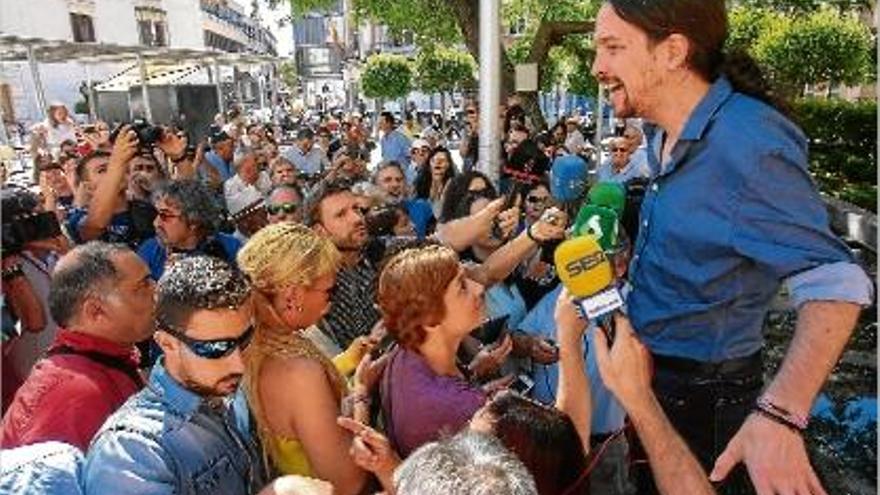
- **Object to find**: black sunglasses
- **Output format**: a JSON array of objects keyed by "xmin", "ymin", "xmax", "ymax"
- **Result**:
[
  {"xmin": 612, "ymin": 147, "xmax": 627, "ymax": 152},
  {"xmin": 526, "ymin": 195, "xmax": 549, "ymax": 204},
  {"xmin": 266, "ymin": 202, "xmax": 299, "ymax": 215},
  {"xmin": 162, "ymin": 323, "xmax": 255, "ymax": 359}
]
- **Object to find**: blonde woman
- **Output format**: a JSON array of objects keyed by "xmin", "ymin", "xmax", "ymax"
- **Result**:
[{"xmin": 237, "ymin": 223, "xmax": 367, "ymax": 494}]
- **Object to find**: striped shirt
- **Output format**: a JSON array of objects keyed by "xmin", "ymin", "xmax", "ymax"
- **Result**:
[{"xmin": 317, "ymin": 256, "xmax": 381, "ymax": 349}]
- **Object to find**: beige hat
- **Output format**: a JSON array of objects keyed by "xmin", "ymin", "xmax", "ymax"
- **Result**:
[{"xmin": 227, "ymin": 188, "xmax": 265, "ymax": 220}]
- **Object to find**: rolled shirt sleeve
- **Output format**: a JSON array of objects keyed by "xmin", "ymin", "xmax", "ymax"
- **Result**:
[{"xmin": 732, "ymin": 145, "xmax": 870, "ymax": 306}]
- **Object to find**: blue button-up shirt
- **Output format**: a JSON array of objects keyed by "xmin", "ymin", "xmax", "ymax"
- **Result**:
[
  {"xmin": 204, "ymin": 151, "xmax": 235, "ymax": 182},
  {"xmin": 628, "ymin": 77, "xmax": 873, "ymax": 362},
  {"xmin": 84, "ymin": 360, "xmax": 267, "ymax": 495},
  {"xmin": 0, "ymin": 441, "xmax": 84, "ymax": 495},
  {"xmin": 381, "ymin": 129, "xmax": 411, "ymax": 166},
  {"xmin": 517, "ymin": 284, "xmax": 626, "ymax": 435}
]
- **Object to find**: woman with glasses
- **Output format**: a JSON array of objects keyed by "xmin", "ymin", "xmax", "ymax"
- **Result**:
[{"xmin": 236, "ymin": 223, "xmax": 367, "ymax": 494}]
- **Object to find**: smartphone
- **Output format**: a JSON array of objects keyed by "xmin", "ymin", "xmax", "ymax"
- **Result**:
[
  {"xmin": 370, "ymin": 333, "xmax": 396, "ymax": 360},
  {"xmin": 510, "ymin": 374, "xmax": 535, "ymax": 395},
  {"xmin": 476, "ymin": 315, "xmax": 510, "ymax": 345}
]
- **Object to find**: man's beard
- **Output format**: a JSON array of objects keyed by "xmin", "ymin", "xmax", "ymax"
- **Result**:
[{"xmin": 182, "ymin": 373, "xmax": 242, "ymax": 398}]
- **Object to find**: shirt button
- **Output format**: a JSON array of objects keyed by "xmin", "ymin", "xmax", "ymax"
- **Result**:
[
  {"xmin": 642, "ymin": 219, "xmax": 649, "ymax": 228},
  {"xmin": 651, "ymin": 183, "xmax": 658, "ymax": 192}
]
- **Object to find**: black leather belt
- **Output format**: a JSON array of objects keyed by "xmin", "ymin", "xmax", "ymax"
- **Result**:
[{"xmin": 651, "ymin": 351, "xmax": 762, "ymax": 377}]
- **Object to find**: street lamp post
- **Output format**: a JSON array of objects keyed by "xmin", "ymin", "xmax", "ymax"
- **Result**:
[{"xmin": 478, "ymin": 0, "xmax": 501, "ymax": 184}]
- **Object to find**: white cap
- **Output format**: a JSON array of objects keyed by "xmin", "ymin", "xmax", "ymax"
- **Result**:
[
  {"xmin": 227, "ymin": 188, "xmax": 265, "ymax": 219},
  {"xmin": 411, "ymin": 138, "xmax": 430, "ymax": 149}
]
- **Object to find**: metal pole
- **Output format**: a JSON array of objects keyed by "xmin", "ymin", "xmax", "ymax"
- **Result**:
[
  {"xmin": 595, "ymin": 86, "xmax": 603, "ymax": 153},
  {"xmin": 233, "ymin": 65, "xmax": 244, "ymax": 108},
  {"xmin": 257, "ymin": 65, "xmax": 267, "ymax": 117},
  {"xmin": 214, "ymin": 61, "xmax": 225, "ymax": 115},
  {"xmin": 26, "ymin": 45, "xmax": 48, "ymax": 120},
  {"xmin": 270, "ymin": 63, "xmax": 280, "ymax": 126},
  {"xmin": 84, "ymin": 63, "xmax": 97, "ymax": 122},
  {"xmin": 478, "ymin": 0, "xmax": 501, "ymax": 184},
  {"xmin": 137, "ymin": 54, "xmax": 153, "ymax": 122}
]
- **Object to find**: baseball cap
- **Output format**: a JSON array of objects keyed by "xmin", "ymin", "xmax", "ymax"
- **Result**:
[{"xmin": 411, "ymin": 138, "xmax": 430, "ymax": 149}]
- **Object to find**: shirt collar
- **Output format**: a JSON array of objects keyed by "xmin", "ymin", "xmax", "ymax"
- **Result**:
[
  {"xmin": 643, "ymin": 76, "xmax": 734, "ymax": 176},
  {"xmin": 679, "ymin": 76, "xmax": 734, "ymax": 142},
  {"xmin": 51, "ymin": 329, "xmax": 139, "ymax": 364},
  {"xmin": 148, "ymin": 358, "xmax": 207, "ymax": 418}
]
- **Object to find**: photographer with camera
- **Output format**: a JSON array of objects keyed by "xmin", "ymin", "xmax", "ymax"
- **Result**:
[
  {"xmin": 66, "ymin": 124, "xmax": 159, "ymax": 249},
  {"xmin": 1, "ymin": 187, "xmax": 71, "ymax": 412}
]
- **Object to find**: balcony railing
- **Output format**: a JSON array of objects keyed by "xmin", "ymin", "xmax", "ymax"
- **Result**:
[{"xmin": 200, "ymin": 1, "xmax": 277, "ymax": 53}]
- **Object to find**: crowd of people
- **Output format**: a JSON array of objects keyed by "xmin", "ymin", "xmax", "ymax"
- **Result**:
[{"xmin": 1, "ymin": 1, "xmax": 873, "ymax": 494}]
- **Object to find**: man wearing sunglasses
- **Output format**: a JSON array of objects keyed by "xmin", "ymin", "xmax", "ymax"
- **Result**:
[
  {"xmin": 266, "ymin": 184, "xmax": 304, "ymax": 224},
  {"xmin": 137, "ymin": 179, "xmax": 242, "ymax": 280},
  {"xmin": 84, "ymin": 256, "xmax": 271, "ymax": 495}
]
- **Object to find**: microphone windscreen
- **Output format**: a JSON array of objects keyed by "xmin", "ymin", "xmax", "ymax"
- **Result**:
[
  {"xmin": 554, "ymin": 236, "xmax": 614, "ymax": 299},
  {"xmin": 572, "ymin": 204, "xmax": 619, "ymax": 252}
]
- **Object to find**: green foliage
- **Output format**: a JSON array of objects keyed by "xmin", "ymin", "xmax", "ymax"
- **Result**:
[
  {"xmin": 352, "ymin": 0, "xmax": 461, "ymax": 47},
  {"xmin": 726, "ymin": 6, "xmax": 781, "ymax": 52},
  {"xmin": 278, "ymin": 61, "xmax": 298, "ymax": 90},
  {"xmin": 414, "ymin": 47, "xmax": 476, "ymax": 93},
  {"xmin": 361, "ymin": 53, "xmax": 413, "ymax": 99},
  {"xmin": 753, "ymin": 9, "xmax": 873, "ymax": 91},
  {"xmin": 792, "ymin": 98, "xmax": 877, "ymax": 211},
  {"xmin": 274, "ymin": 0, "xmax": 337, "ymax": 17}
]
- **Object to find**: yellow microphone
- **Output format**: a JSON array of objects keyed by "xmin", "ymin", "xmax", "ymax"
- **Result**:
[{"xmin": 554, "ymin": 236, "xmax": 623, "ymax": 325}]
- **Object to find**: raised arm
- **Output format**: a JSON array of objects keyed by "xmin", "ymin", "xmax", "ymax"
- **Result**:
[
  {"xmin": 81, "ymin": 126, "xmax": 137, "ymax": 241},
  {"xmin": 553, "ymin": 289, "xmax": 591, "ymax": 453},
  {"xmin": 467, "ymin": 207, "xmax": 566, "ymax": 287}
]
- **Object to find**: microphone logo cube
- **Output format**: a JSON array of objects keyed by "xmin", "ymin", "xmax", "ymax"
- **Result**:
[{"xmin": 577, "ymin": 286, "xmax": 624, "ymax": 320}]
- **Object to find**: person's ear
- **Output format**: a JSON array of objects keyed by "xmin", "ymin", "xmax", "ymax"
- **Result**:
[
  {"xmin": 153, "ymin": 329, "xmax": 179, "ymax": 355},
  {"xmin": 81, "ymin": 295, "xmax": 105, "ymax": 323},
  {"xmin": 662, "ymin": 34, "xmax": 691, "ymax": 71},
  {"xmin": 282, "ymin": 285, "xmax": 306, "ymax": 314},
  {"xmin": 312, "ymin": 221, "xmax": 328, "ymax": 237}
]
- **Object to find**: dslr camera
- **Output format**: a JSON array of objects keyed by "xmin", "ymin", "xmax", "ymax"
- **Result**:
[{"xmin": 110, "ymin": 119, "xmax": 164, "ymax": 149}]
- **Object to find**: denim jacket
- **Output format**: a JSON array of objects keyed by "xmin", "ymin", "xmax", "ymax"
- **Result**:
[{"xmin": 83, "ymin": 360, "xmax": 268, "ymax": 495}]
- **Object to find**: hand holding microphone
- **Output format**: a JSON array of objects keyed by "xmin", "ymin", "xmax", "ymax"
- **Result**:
[{"xmin": 553, "ymin": 235, "xmax": 624, "ymax": 342}]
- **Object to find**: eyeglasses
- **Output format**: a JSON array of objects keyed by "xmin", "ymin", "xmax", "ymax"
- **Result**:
[
  {"xmin": 156, "ymin": 209, "xmax": 183, "ymax": 221},
  {"xmin": 161, "ymin": 322, "xmax": 255, "ymax": 360},
  {"xmin": 611, "ymin": 148, "xmax": 627, "ymax": 153},
  {"xmin": 526, "ymin": 195, "xmax": 549, "ymax": 204},
  {"xmin": 466, "ymin": 109, "xmax": 477, "ymax": 115},
  {"xmin": 266, "ymin": 202, "xmax": 299, "ymax": 215}
]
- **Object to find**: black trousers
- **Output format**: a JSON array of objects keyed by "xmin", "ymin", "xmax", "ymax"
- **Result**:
[{"xmin": 632, "ymin": 352, "xmax": 763, "ymax": 495}]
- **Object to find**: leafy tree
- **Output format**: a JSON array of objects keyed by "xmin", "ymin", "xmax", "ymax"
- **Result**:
[
  {"xmin": 726, "ymin": 6, "xmax": 781, "ymax": 52},
  {"xmin": 414, "ymin": 47, "xmax": 476, "ymax": 94},
  {"xmin": 753, "ymin": 9, "xmax": 873, "ymax": 95},
  {"xmin": 278, "ymin": 61, "xmax": 298, "ymax": 91},
  {"xmin": 361, "ymin": 53, "xmax": 413, "ymax": 100}
]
